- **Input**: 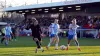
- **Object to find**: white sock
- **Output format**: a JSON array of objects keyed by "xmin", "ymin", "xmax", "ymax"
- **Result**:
[
  {"xmin": 67, "ymin": 44, "xmax": 70, "ymax": 47},
  {"xmin": 55, "ymin": 43, "xmax": 58, "ymax": 49},
  {"xmin": 47, "ymin": 38, "xmax": 52, "ymax": 47},
  {"xmin": 48, "ymin": 43, "xmax": 51, "ymax": 47}
]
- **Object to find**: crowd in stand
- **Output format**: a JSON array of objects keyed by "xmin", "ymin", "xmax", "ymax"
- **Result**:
[
  {"xmin": 35, "ymin": 15, "xmax": 100, "ymax": 39},
  {"xmin": 1, "ymin": 14, "xmax": 100, "ymax": 29},
  {"xmin": 36, "ymin": 16, "xmax": 100, "ymax": 29},
  {"xmin": 1, "ymin": 14, "xmax": 100, "ymax": 38}
]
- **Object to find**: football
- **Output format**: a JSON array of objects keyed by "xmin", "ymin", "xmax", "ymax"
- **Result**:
[{"xmin": 60, "ymin": 45, "xmax": 66, "ymax": 50}]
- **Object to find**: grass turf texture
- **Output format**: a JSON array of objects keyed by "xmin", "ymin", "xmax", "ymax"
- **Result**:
[{"xmin": 0, "ymin": 37, "xmax": 100, "ymax": 56}]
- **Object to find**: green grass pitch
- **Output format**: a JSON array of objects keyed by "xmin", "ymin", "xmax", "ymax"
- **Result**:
[{"xmin": 0, "ymin": 37, "xmax": 100, "ymax": 56}]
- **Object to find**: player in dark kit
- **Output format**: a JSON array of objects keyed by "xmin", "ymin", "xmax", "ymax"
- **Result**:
[
  {"xmin": 26, "ymin": 17, "xmax": 44, "ymax": 53},
  {"xmin": 11, "ymin": 25, "xmax": 17, "ymax": 41}
]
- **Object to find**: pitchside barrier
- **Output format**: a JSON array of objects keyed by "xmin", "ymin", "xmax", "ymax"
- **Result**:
[
  {"xmin": 20, "ymin": 28, "xmax": 100, "ymax": 39},
  {"xmin": 62, "ymin": 29, "xmax": 100, "ymax": 39}
]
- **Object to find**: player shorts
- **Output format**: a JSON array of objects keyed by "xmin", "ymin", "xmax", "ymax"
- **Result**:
[
  {"xmin": 32, "ymin": 35, "xmax": 41, "ymax": 41},
  {"xmin": 33, "ymin": 37, "xmax": 41, "ymax": 41},
  {"xmin": 49, "ymin": 34, "xmax": 55, "ymax": 38},
  {"xmin": 5, "ymin": 35, "xmax": 11, "ymax": 38},
  {"xmin": 68, "ymin": 34, "xmax": 76, "ymax": 40},
  {"xmin": 49, "ymin": 34, "xmax": 58, "ymax": 38}
]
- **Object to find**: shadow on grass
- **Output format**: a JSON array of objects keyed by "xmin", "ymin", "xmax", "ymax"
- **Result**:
[
  {"xmin": 1, "ymin": 52, "xmax": 100, "ymax": 56},
  {"xmin": 1, "ymin": 54, "xmax": 24, "ymax": 56},
  {"xmin": 35, "ymin": 52, "xmax": 100, "ymax": 56}
]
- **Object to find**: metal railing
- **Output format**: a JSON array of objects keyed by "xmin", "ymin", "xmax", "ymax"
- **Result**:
[{"xmin": 62, "ymin": 29, "xmax": 99, "ymax": 38}]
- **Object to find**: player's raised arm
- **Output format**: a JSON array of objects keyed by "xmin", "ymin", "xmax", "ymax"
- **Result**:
[{"xmin": 77, "ymin": 25, "xmax": 80, "ymax": 28}]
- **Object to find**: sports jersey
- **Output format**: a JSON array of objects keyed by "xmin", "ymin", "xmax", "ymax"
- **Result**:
[
  {"xmin": 50, "ymin": 23, "xmax": 60, "ymax": 35},
  {"xmin": 68, "ymin": 24, "xmax": 79, "ymax": 35},
  {"xmin": 29, "ymin": 24, "xmax": 42, "ymax": 37},
  {"xmin": 5, "ymin": 26, "xmax": 12, "ymax": 35}
]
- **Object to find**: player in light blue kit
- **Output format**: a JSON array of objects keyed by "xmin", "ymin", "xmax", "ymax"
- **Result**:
[
  {"xmin": 4, "ymin": 24, "xmax": 12, "ymax": 46},
  {"xmin": 46, "ymin": 19, "xmax": 60, "ymax": 50},
  {"xmin": 66, "ymin": 18, "xmax": 81, "ymax": 51}
]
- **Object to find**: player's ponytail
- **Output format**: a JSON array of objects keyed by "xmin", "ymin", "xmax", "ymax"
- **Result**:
[{"xmin": 72, "ymin": 18, "xmax": 77, "ymax": 25}]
